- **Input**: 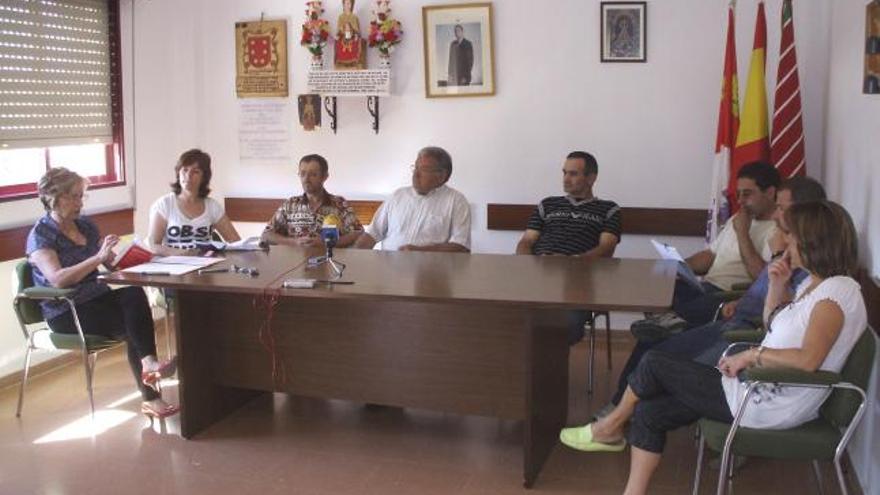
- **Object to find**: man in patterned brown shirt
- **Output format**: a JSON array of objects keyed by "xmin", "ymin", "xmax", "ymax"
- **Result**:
[{"xmin": 261, "ymin": 154, "xmax": 363, "ymax": 247}]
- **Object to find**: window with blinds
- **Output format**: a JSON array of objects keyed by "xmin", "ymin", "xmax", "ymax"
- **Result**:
[{"xmin": 0, "ymin": 0, "xmax": 123, "ymax": 200}]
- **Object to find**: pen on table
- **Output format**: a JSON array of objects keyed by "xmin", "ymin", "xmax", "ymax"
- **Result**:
[
  {"xmin": 316, "ymin": 280, "xmax": 355, "ymax": 284},
  {"xmin": 197, "ymin": 267, "xmax": 228, "ymax": 275},
  {"xmin": 143, "ymin": 272, "xmax": 172, "ymax": 276}
]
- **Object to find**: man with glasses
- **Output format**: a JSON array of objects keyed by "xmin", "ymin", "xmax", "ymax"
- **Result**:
[
  {"xmin": 354, "ymin": 146, "xmax": 471, "ymax": 252},
  {"xmin": 262, "ymin": 154, "xmax": 363, "ymax": 247}
]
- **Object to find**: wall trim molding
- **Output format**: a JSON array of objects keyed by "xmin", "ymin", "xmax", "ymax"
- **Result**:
[
  {"xmin": 490, "ymin": 203, "xmax": 707, "ymax": 236},
  {"xmin": 0, "ymin": 353, "xmax": 78, "ymax": 393},
  {"xmin": 225, "ymin": 197, "xmax": 381, "ymax": 227},
  {"xmin": 0, "ymin": 208, "xmax": 134, "ymax": 263},
  {"xmin": 225, "ymin": 197, "xmax": 708, "ymax": 238}
]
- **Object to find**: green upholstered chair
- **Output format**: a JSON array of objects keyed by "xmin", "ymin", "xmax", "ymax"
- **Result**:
[
  {"xmin": 692, "ymin": 330, "xmax": 876, "ymax": 495},
  {"xmin": 710, "ymin": 286, "xmax": 749, "ymax": 322},
  {"xmin": 721, "ymin": 325, "xmax": 766, "ymax": 344},
  {"xmin": 13, "ymin": 260, "xmax": 122, "ymax": 418}
]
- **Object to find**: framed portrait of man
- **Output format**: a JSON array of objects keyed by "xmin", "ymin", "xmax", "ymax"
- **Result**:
[
  {"xmin": 422, "ymin": 3, "xmax": 495, "ymax": 98},
  {"xmin": 600, "ymin": 2, "xmax": 647, "ymax": 63}
]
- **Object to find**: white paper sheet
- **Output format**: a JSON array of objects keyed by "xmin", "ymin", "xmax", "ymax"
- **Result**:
[{"xmin": 651, "ymin": 239, "xmax": 704, "ymax": 292}]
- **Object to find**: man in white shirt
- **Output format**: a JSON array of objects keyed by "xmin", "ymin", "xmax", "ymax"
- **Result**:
[
  {"xmin": 354, "ymin": 146, "xmax": 471, "ymax": 252},
  {"xmin": 634, "ymin": 161, "xmax": 780, "ymax": 340}
]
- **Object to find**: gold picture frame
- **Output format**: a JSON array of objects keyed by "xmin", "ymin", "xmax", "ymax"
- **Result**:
[
  {"xmin": 422, "ymin": 3, "xmax": 495, "ymax": 98},
  {"xmin": 235, "ymin": 19, "xmax": 288, "ymax": 98}
]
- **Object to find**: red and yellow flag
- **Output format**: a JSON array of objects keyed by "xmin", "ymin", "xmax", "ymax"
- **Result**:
[
  {"xmin": 707, "ymin": 1, "xmax": 739, "ymax": 242},
  {"xmin": 770, "ymin": 0, "xmax": 806, "ymax": 177},
  {"xmin": 730, "ymin": 1, "xmax": 770, "ymax": 208}
]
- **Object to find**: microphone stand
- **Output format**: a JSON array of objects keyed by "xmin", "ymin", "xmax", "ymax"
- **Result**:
[
  {"xmin": 322, "ymin": 242, "xmax": 346, "ymax": 280},
  {"xmin": 314, "ymin": 227, "xmax": 346, "ymax": 280}
]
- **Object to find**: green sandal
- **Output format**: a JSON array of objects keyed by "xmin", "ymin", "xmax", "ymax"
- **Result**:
[{"xmin": 559, "ymin": 423, "xmax": 626, "ymax": 452}]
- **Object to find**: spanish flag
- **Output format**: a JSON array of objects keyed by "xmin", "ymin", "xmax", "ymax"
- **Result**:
[{"xmin": 730, "ymin": 1, "xmax": 770, "ymax": 207}]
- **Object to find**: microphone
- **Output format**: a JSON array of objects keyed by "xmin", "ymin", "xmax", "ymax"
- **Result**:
[
  {"xmin": 314, "ymin": 214, "xmax": 345, "ymax": 279},
  {"xmin": 321, "ymin": 225, "xmax": 339, "ymax": 249},
  {"xmin": 320, "ymin": 214, "xmax": 340, "ymax": 258}
]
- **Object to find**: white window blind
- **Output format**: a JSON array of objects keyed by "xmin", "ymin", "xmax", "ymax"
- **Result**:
[{"xmin": 0, "ymin": 0, "xmax": 112, "ymax": 149}]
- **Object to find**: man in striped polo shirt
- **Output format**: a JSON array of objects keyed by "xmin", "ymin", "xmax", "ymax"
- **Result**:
[{"xmin": 516, "ymin": 151, "xmax": 622, "ymax": 344}]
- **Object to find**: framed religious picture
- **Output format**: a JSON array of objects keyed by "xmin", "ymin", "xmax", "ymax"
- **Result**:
[
  {"xmin": 600, "ymin": 2, "xmax": 647, "ymax": 63},
  {"xmin": 298, "ymin": 94, "xmax": 322, "ymax": 131},
  {"xmin": 422, "ymin": 3, "xmax": 495, "ymax": 98},
  {"xmin": 235, "ymin": 19, "xmax": 288, "ymax": 97},
  {"xmin": 865, "ymin": 0, "xmax": 880, "ymax": 94}
]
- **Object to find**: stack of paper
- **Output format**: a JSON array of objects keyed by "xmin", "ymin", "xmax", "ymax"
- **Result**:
[
  {"xmin": 121, "ymin": 256, "xmax": 223, "ymax": 276},
  {"xmin": 196, "ymin": 236, "xmax": 264, "ymax": 252}
]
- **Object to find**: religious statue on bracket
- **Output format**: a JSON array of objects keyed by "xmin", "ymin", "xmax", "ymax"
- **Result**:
[{"xmin": 334, "ymin": 0, "xmax": 367, "ymax": 70}]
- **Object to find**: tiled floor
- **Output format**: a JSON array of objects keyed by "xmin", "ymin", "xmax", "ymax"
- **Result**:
[{"xmin": 0, "ymin": 330, "xmax": 864, "ymax": 495}]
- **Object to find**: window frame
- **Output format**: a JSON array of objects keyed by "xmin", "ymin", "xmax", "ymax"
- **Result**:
[{"xmin": 0, "ymin": 0, "xmax": 126, "ymax": 203}]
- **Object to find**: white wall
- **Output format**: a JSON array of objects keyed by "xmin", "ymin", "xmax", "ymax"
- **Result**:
[
  {"xmin": 0, "ymin": 1, "xmax": 875, "ymax": 488},
  {"xmin": 825, "ymin": 2, "xmax": 880, "ymax": 492},
  {"xmin": 0, "ymin": 0, "xmax": 837, "ymax": 383},
  {"xmin": 825, "ymin": 0, "xmax": 880, "ymax": 281},
  {"xmin": 126, "ymin": 0, "xmax": 830, "ymax": 257}
]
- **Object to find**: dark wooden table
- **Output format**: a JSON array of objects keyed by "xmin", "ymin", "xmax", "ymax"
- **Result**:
[{"xmin": 102, "ymin": 247, "xmax": 676, "ymax": 488}]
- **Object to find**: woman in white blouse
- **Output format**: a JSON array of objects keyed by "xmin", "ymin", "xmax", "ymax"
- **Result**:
[
  {"xmin": 559, "ymin": 200, "xmax": 867, "ymax": 495},
  {"xmin": 148, "ymin": 149, "xmax": 240, "ymax": 255}
]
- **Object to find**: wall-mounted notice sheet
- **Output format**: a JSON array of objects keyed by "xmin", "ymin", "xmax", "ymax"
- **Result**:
[
  {"xmin": 307, "ymin": 69, "xmax": 391, "ymax": 97},
  {"xmin": 238, "ymin": 99, "xmax": 292, "ymax": 164}
]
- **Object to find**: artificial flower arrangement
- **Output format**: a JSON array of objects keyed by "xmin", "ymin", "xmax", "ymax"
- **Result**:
[
  {"xmin": 367, "ymin": 0, "xmax": 403, "ymax": 56},
  {"xmin": 301, "ymin": 0, "xmax": 331, "ymax": 57}
]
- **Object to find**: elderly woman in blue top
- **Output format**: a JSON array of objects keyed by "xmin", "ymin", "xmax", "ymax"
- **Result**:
[
  {"xmin": 26, "ymin": 167, "xmax": 178, "ymax": 420},
  {"xmin": 560, "ymin": 200, "xmax": 867, "ymax": 495}
]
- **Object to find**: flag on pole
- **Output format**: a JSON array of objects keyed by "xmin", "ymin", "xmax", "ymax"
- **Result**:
[
  {"xmin": 730, "ymin": 0, "xmax": 770, "ymax": 213},
  {"xmin": 770, "ymin": 0, "xmax": 806, "ymax": 177},
  {"xmin": 707, "ymin": 0, "xmax": 740, "ymax": 242}
]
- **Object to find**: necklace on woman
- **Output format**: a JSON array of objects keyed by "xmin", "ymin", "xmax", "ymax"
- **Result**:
[
  {"xmin": 792, "ymin": 277, "xmax": 824, "ymax": 305},
  {"xmin": 767, "ymin": 275, "xmax": 824, "ymax": 331}
]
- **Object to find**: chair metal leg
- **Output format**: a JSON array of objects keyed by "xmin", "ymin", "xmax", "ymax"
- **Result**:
[
  {"xmin": 692, "ymin": 430, "xmax": 706, "ymax": 495},
  {"xmin": 164, "ymin": 310, "xmax": 172, "ymax": 359},
  {"xmin": 15, "ymin": 344, "xmax": 34, "ymax": 418},
  {"xmin": 587, "ymin": 318, "xmax": 596, "ymax": 395},
  {"xmin": 833, "ymin": 457, "xmax": 850, "ymax": 495},
  {"xmin": 811, "ymin": 460, "xmax": 826, "ymax": 495},
  {"xmin": 717, "ymin": 449, "xmax": 732, "ymax": 495},
  {"xmin": 603, "ymin": 312, "xmax": 612, "ymax": 370},
  {"xmin": 81, "ymin": 348, "xmax": 95, "ymax": 418},
  {"xmin": 726, "ymin": 457, "xmax": 735, "ymax": 495},
  {"xmin": 163, "ymin": 289, "xmax": 174, "ymax": 359}
]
